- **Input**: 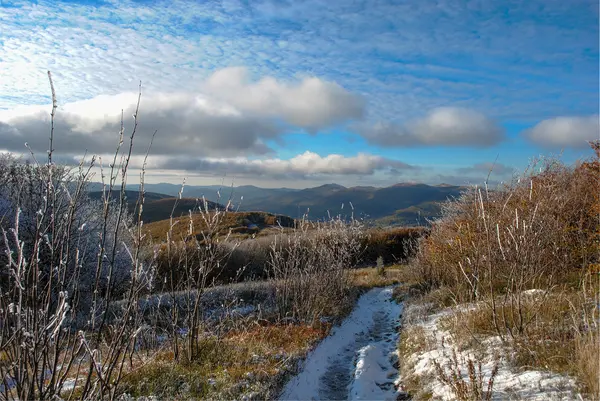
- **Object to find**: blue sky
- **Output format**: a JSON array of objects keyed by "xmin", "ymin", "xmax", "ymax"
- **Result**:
[{"xmin": 0, "ymin": 0, "xmax": 598, "ymax": 187}]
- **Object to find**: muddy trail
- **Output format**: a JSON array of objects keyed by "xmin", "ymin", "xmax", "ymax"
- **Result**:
[{"xmin": 280, "ymin": 286, "xmax": 404, "ymax": 401}]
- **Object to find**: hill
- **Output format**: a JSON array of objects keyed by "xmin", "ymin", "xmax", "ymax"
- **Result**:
[
  {"xmin": 89, "ymin": 190, "xmax": 223, "ymax": 223},
  {"xmin": 88, "ymin": 189, "xmax": 172, "ymax": 203},
  {"xmin": 144, "ymin": 211, "xmax": 296, "ymax": 242},
  {"xmin": 372, "ymin": 201, "xmax": 444, "ymax": 226},
  {"xmin": 139, "ymin": 197, "xmax": 223, "ymax": 223}
]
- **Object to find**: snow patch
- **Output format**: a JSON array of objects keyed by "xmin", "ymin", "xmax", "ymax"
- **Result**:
[
  {"xmin": 349, "ymin": 343, "xmax": 398, "ymax": 400},
  {"xmin": 400, "ymin": 303, "xmax": 584, "ymax": 400},
  {"xmin": 279, "ymin": 286, "xmax": 403, "ymax": 401}
]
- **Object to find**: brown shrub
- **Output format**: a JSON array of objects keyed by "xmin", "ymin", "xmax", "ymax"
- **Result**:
[
  {"xmin": 414, "ymin": 156, "xmax": 598, "ymax": 301},
  {"xmin": 407, "ymin": 152, "xmax": 599, "ymax": 397},
  {"xmin": 269, "ymin": 217, "xmax": 366, "ymax": 323}
]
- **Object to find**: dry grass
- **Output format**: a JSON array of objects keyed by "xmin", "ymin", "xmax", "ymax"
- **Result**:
[
  {"xmin": 399, "ymin": 325, "xmax": 430, "ymax": 357},
  {"xmin": 115, "ymin": 323, "xmax": 330, "ymax": 400},
  {"xmin": 400, "ymin": 152, "xmax": 600, "ymax": 399},
  {"xmin": 575, "ymin": 330, "xmax": 600, "ymax": 399},
  {"xmin": 398, "ymin": 325, "xmax": 433, "ymax": 400},
  {"xmin": 432, "ymin": 348, "xmax": 499, "ymax": 401},
  {"xmin": 349, "ymin": 265, "xmax": 409, "ymax": 289}
]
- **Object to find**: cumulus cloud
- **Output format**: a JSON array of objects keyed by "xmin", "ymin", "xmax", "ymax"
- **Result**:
[
  {"xmin": 0, "ymin": 92, "xmax": 278, "ymax": 158},
  {"xmin": 154, "ymin": 151, "xmax": 415, "ymax": 178},
  {"xmin": 205, "ymin": 67, "xmax": 365, "ymax": 130},
  {"xmin": 0, "ymin": 67, "xmax": 366, "ymax": 162},
  {"xmin": 360, "ymin": 108, "xmax": 505, "ymax": 147},
  {"xmin": 523, "ymin": 115, "xmax": 599, "ymax": 149}
]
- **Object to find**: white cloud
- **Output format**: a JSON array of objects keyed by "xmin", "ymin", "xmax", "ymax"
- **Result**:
[
  {"xmin": 156, "ymin": 151, "xmax": 416, "ymax": 177},
  {"xmin": 523, "ymin": 115, "xmax": 599, "ymax": 149},
  {"xmin": 205, "ymin": 67, "xmax": 365, "ymax": 130},
  {"xmin": 0, "ymin": 90, "xmax": 279, "ymax": 158},
  {"xmin": 361, "ymin": 107, "xmax": 505, "ymax": 147},
  {"xmin": 0, "ymin": 67, "xmax": 366, "ymax": 158}
]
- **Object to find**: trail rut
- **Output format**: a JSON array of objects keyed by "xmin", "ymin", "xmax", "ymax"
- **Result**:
[{"xmin": 280, "ymin": 286, "xmax": 403, "ymax": 401}]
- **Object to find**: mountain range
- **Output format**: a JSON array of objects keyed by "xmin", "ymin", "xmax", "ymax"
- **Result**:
[{"xmin": 88, "ymin": 182, "xmax": 465, "ymax": 226}]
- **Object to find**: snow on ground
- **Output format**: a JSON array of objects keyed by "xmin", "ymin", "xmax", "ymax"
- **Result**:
[
  {"xmin": 279, "ymin": 286, "xmax": 403, "ymax": 401},
  {"xmin": 400, "ymin": 303, "xmax": 584, "ymax": 401},
  {"xmin": 349, "ymin": 342, "xmax": 399, "ymax": 400}
]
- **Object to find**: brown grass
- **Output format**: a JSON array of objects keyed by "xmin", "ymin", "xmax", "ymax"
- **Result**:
[
  {"xmin": 432, "ymin": 348, "xmax": 499, "ymax": 401},
  {"xmin": 398, "ymin": 325, "xmax": 433, "ymax": 399},
  {"xmin": 401, "ymin": 152, "xmax": 600, "ymax": 399},
  {"xmin": 118, "ymin": 323, "xmax": 330, "ymax": 400},
  {"xmin": 349, "ymin": 265, "xmax": 408, "ymax": 289},
  {"xmin": 575, "ymin": 330, "xmax": 600, "ymax": 399},
  {"xmin": 145, "ymin": 210, "xmax": 296, "ymax": 242}
]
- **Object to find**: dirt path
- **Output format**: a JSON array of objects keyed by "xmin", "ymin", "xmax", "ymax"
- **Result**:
[{"xmin": 279, "ymin": 286, "xmax": 403, "ymax": 401}]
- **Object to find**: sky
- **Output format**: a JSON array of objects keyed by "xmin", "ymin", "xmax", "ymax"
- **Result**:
[{"xmin": 0, "ymin": 0, "xmax": 598, "ymax": 188}]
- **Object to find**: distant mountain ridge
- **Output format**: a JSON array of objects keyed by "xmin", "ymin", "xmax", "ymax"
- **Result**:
[
  {"xmin": 88, "ymin": 190, "xmax": 223, "ymax": 223},
  {"xmin": 240, "ymin": 182, "xmax": 464, "ymax": 225},
  {"xmin": 88, "ymin": 182, "xmax": 466, "ymax": 226}
]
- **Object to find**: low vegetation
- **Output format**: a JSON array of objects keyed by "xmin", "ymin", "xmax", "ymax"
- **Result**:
[
  {"xmin": 397, "ymin": 148, "xmax": 600, "ymax": 400},
  {"xmin": 148, "ymin": 211, "xmax": 424, "ymax": 285},
  {"xmin": 117, "ymin": 324, "xmax": 331, "ymax": 400},
  {"xmin": 145, "ymin": 210, "xmax": 296, "ymax": 241}
]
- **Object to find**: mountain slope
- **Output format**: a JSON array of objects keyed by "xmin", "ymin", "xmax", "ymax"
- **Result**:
[
  {"xmin": 88, "ymin": 190, "xmax": 172, "ymax": 203},
  {"xmin": 140, "ymin": 197, "xmax": 223, "ymax": 223},
  {"xmin": 87, "ymin": 182, "xmax": 466, "ymax": 226},
  {"xmin": 239, "ymin": 183, "xmax": 464, "ymax": 222},
  {"xmin": 144, "ymin": 211, "xmax": 296, "ymax": 241},
  {"xmin": 89, "ymin": 190, "xmax": 223, "ymax": 223}
]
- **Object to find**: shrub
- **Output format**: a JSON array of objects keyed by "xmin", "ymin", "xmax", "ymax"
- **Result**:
[
  {"xmin": 408, "ymin": 151, "xmax": 599, "ymax": 398},
  {"xmin": 414, "ymin": 156, "xmax": 598, "ymax": 301},
  {"xmin": 0, "ymin": 76, "xmax": 155, "ymax": 400},
  {"xmin": 0, "ymin": 156, "xmax": 134, "ymax": 305},
  {"xmin": 269, "ymin": 216, "xmax": 366, "ymax": 323}
]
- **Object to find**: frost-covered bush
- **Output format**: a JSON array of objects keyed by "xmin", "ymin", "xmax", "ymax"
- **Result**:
[
  {"xmin": 0, "ymin": 155, "xmax": 134, "ymax": 315},
  {"xmin": 0, "ymin": 75, "xmax": 154, "ymax": 400},
  {"xmin": 0, "ymin": 195, "xmax": 12, "ymax": 224},
  {"xmin": 269, "ymin": 216, "xmax": 366, "ymax": 323}
]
